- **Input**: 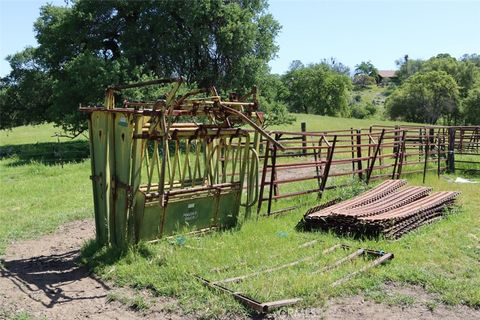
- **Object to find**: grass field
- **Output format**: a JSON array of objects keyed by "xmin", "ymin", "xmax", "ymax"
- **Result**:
[
  {"xmin": 1, "ymin": 117, "xmax": 479, "ymax": 318},
  {"xmin": 0, "ymin": 124, "xmax": 91, "ymax": 254}
]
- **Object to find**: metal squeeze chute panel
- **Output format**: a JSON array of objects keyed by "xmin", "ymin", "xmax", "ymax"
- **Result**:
[
  {"xmin": 80, "ymin": 79, "xmax": 280, "ymax": 246},
  {"xmin": 112, "ymin": 112, "xmax": 135, "ymax": 246},
  {"xmin": 88, "ymin": 111, "xmax": 111, "ymax": 245}
]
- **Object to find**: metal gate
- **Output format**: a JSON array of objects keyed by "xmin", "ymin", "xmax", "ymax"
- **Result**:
[{"xmin": 81, "ymin": 78, "xmax": 281, "ymax": 246}]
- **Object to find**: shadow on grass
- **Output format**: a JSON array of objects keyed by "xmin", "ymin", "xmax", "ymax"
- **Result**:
[
  {"xmin": 0, "ymin": 140, "xmax": 90, "ymax": 166},
  {"xmin": 80, "ymin": 239, "xmax": 155, "ymax": 270},
  {"xmin": 80, "ymin": 240, "xmax": 124, "ymax": 269}
]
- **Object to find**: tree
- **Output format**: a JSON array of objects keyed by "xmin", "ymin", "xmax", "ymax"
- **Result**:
[
  {"xmin": 2, "ymin": 0, "xmax": 281, "ymax": 133},
  {"xmin": 352, "ymin": 74, "xmax": 376, "ymax": 88},
  {"xmin": 354, "ymin": 61, "xmax": 378, "ymax": 81},
  {"xmin": 395, "ymin": 55, "xmax": 424, "ymax": 83},
  {"xmin": 282, "ymin": 62, "xmax": 352, "ymax": 116},
  {"xmin": 255, "ymin": 73, "xmax": 294, "ymax": 128},
  {"xmin": 421, "ymin": 54, "xmax": 480, "ymax": 98},
  {"xmin": 386, "ymin": 71, "xmax": 460, "ymax": 124},
  {"xmin": 462, "ymin": 86, "xmax": 480, "ymax": 125},
  {"xmin": 320, "ymin": 57, "xmax": 350, "ymax": 75},
  {"xmin": 0, "ymin": 48, "xmax": 53, "ymax": 129},
  {"xmin": 461, "ymin": 53, "xmax": 480, "ymax": 68}
]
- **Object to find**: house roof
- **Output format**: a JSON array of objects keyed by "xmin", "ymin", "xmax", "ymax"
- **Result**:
[{"xmin": 378, "ymin": 70, "xmax": 397, "ymax": 78}]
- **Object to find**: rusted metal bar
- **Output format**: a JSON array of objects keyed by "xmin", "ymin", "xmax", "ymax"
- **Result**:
[
  {"xmin": 350, "ymin": 128, "xmax": 356, "ymax": 176},
  {"xmin": 214, "ymin": 244, "xmax": 342, "ymax": 285},
  {"xmin": 319, "ymin": 135, "xmax": 337, "ymax": 198},
  {"xmin": 301, "ymin": 122, "xmax": 307, "ymax": 156},
  {"xmin": 448, "ymin": 127, "xmax": 455, "ymax": 173},
  {"xmin": 356, "ymin": 129, "xmax": 363, "ymax": 180},
  {"xmin": 313, "ymin": 136, "xmax": 323, "ymax": 197},
  {"xmin": 437, "ymin": 131, "xmax": 442, "ymax": 177},
  {"xmin": 195, "ymin": 275, "xmax": 301, "ymax": 313},
  {"xmin": 366, "ymin": 129, "xmax": 386, "ymax": 184},
  {"xmin": 222, "ymin": 105, "xmax": 285, "ymax": 151},
  {"xmin": 312, "ymin": 248, "xmax": 365, "ymax": 274},
  {"xmin": 257, "ymin": 140, "xmax": 270, "ymax": 214},
  {"xmin": 268, "ymin": 205, "xmax": 299, "ymax": 217},
  {"xmin": 267, "ymin": 135, "xmax": 279, "ymax": 216},
  {"xmin": 423, "ymin": 130, "xmax": 430, "ymax": 183},
  {"xmin": 331, "ymin": 253, "xmax": 394, "ymax": 287}
]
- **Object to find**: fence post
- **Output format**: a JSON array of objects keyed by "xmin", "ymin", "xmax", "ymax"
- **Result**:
[
  {"xmin": 437, "ymin": 131, "xmax": 441, "ymax": 177},
  {"xmin": 301, "ymin": 122, "xmax": 307, "ymax": 156},
  {"xmin": 422, "ymin": 130, "xmax": 430, "ymax": 183},
  {"xmin": 356, "ymin": 129, "xmax": 363, "ymax": 180},
  {"xmin": 313, "ymin": 136, "xmax": 323, "ymax": 197},
  {"xmin": 448, "ymin": 127, "xmax": 455, "ymax": 173},
  {"xmin": 257, "ymin": 140, "xmax": 270, "ymax": 214},
  {"xmin": 267, "ymin": 133, "xmax": 281, "ymax": 216},
  {"xmin": 319, "ymin": 135, "xmax": 337, "ymax": 198},
  {"xmin": 350, "ymin": 128, "xmax": 355, "ymax": 176},
  {"xmin": 366, "ymin": 129, "xmax": 385, "ymax": 184},
  {"xmin": 396, "ymin": 130, "xmax": 407, "ymax": 179}
]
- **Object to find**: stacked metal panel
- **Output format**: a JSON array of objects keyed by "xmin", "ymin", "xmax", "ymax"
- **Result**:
[{"xmin": 304, "ymin": 180, "xmax": 459, "ymax": 239}]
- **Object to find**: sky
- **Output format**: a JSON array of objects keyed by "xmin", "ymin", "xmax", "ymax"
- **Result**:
[{"xmin": 0, "ymin": 0, "xmax": 479, "ymax": 77}]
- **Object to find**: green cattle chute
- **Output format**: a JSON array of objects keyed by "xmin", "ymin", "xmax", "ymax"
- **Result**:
[{"xmin": 80, "ymin": 79, "xmax": 275, "ymax": 247}]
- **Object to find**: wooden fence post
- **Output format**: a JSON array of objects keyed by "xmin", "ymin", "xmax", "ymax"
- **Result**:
[{"xmin": 301, "ymin": 122, "xmax": 307, "ymax": 156}]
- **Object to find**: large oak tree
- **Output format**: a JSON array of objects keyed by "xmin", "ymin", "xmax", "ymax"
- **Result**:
[{"xmin": 1, "ymin": 0, "xmax": 281, "ymax": 133}]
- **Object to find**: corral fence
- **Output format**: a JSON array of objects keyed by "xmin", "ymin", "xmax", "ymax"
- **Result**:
[{"xmin": 256, "ymin": 124, "xmax": 480, "ymax": 215}]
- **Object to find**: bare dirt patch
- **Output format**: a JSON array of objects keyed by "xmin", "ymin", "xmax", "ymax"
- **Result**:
[
  {"xmin": 0, "ymin": 219, "xmax": 186, "ymax": 320},
  {"xmin": 272, "ymin": 282, "xmax": 480, "ymax": 319}
]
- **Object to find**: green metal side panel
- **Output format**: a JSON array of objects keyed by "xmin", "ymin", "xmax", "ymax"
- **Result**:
[
  {"xmin": 112, "ymin": 112, "xmax": 134, "ymax": 247},
  {"xmin": 134, "ymin": 189, "xmax": 243, "ymax": 241},
  {"xmin": 89, "ymin": 111, "xmax": 110, "ymax": 244},
  {"xmin": 138, "ymin": 202, "xmax": 162, "ymax": 241},
  {"xmin": 132, "ymin": 191, "xmax": 150, "ymax": 241},
  {"xmin": 215, "ymin": 190, "xmax": 242, "ymax": 227},
  {"xmin": 160, "ymin": 192, "xmax": 218, "ymax": 237},
  {"xmin": 127, "ymin": 115, "xmax": 145, "ymax": 243}
]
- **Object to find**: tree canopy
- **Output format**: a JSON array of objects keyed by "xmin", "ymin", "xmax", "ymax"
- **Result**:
[
  {"xmin": 386, "ymin": 70, "xmax": 460, "ymax": 124},
  {"xmin": 462, "ymin": 86, "xmax": 480, "ymax": 125},
  {"xmin": 282, "ymin": 63, "xmax": 352, "ymax": 116},
  {"xmin": 1, "ymin": 0, "xmax": 281, "ymax": 132},
  {"xmin": 388, "ymin": 53, "xmax": 480, "ymax": 124}
]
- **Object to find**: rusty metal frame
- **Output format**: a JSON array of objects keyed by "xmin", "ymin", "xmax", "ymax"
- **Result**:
[
  {"xmin": 196, "ymin": 243, "xmax": 393, "ymax": 313},
  {"xmin": 195, "ymin": 276, "xmax": 302, "ymax": 313},
  {"xmin": 255, "ymin": 125, "xmax": 477, "ymax": 217}
]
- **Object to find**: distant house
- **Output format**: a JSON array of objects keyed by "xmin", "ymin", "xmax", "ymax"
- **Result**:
[{"xmin": 377, "ymin": 70, "xmax": 398, "ymax": 85}]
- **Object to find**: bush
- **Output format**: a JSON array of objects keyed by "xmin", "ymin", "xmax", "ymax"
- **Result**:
[
  {"xmin": 353, "ymin": 74, "xmax": 376, "ymax": 88},
  {"xmin": 350, "ymin": 103, "xmax": 377, "ymax": 119}
]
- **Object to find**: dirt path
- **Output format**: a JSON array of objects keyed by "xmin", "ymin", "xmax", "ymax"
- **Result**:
[
  {"xmin": 1, "ymin": 219, "xmax": 479, "ymax": 320},
  {"xmin": 0, "ymin": 219, "xmax": 184, "ymax": 320}
]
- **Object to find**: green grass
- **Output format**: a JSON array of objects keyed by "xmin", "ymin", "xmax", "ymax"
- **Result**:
[
  {"xmin": 79, "ymin": 173, "xmax": 479, "ymax": 318},
  {"xmin": 1, "ymin": 120, "xmax": 479, "ymax": 318},
  {"xmin": 269, "ymin": 112, "xmax": 416, "ymax": 132},
  {"xmin": 0, "ymin": 124, "xmax": 92, "ymax": 254},
  {"xmin": 0, "ymin": 123, "xmax": 87, "ymax": 145}
]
